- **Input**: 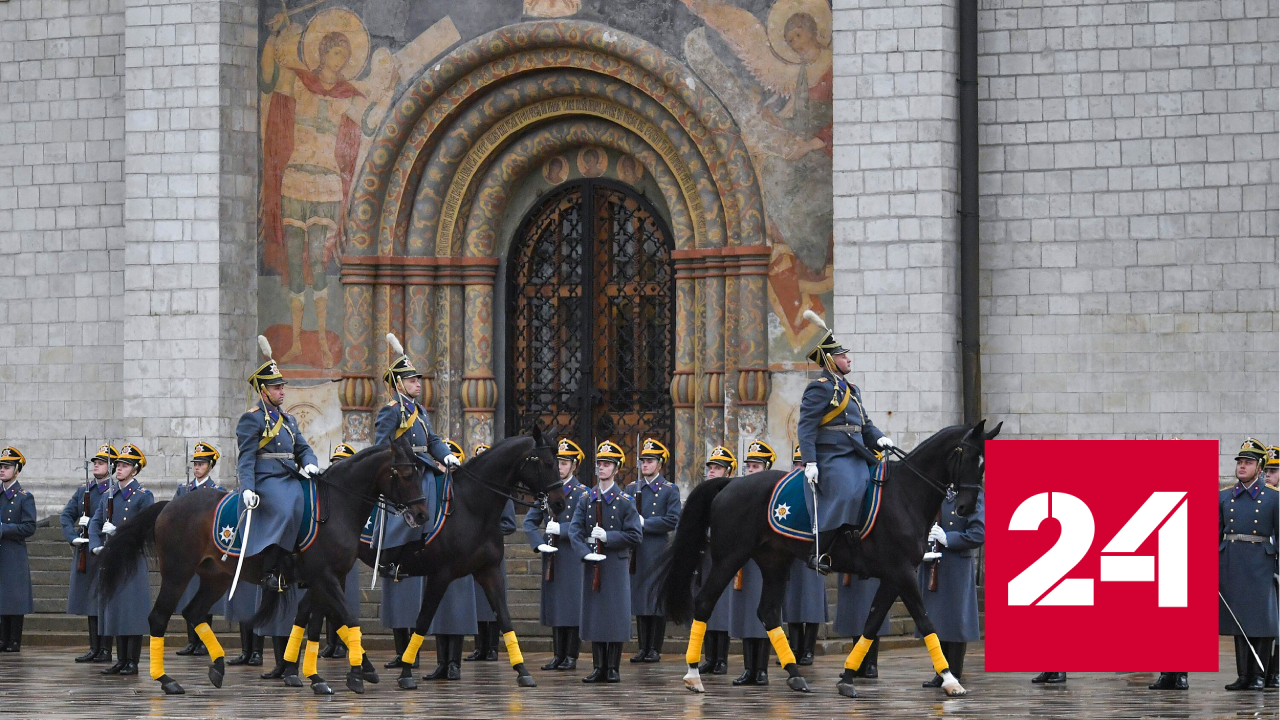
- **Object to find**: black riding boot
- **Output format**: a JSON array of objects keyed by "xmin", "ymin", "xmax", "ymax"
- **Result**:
[
  {"xmin": 732, "ymin": 637, "xmax": 755, "ymax": 685},
  {"xmin": 647, "ymin": 616, "xmax": 665, "ymax": 662},
  {"xmin": 857, "ymin": 637, "xmax": 881, "ymax": 679},
  {"xmin": 1247, "ymin": 637, "xmax": 1273, "ymax": 690},
  {"xmin": 259, "ymin": 545, "xmax": 291, "ymax": 592},
  {"xmin": 558, "ymin": 626, "xmax": 579, "ymax": 670},
  {"xmin": 1149, "ymin": 671, "xmax": 1188, "ymax": 690},
  {"xmin": 1267, "ymin": 639, "xmax": 1279, "ymax": 688},
  {"xmin": 177, "ymin": 622, "xmax": 200, "ymax": 655},
  {"xmin": 753, "ymin": 639, "xmax": 770, "ymax": 684},
  {"xmin": 799, "ymin": 623, "xmax": 818, "ymax": 665},
  {"xmin": 386, "ymin": 628, "xmax": 409, "ymax": 668},
  {"xmin": 193, "ymin": 616, "xmax": 211, "ymax": 656},
  {"xmin": 76, "ymin": 616, "xmax": 100, "ymax": 662},
  {"xmin": 606, "ymin": 641, "xmax": 622, "ymax": 682},
  {"xmin": 119, "ymin": 636, "xmax": 140, "ymax": 675},
  {"xmin": 714, "ymin": 631, "xmax": 730, "ymax": 674},
  {"xmin": 101, "ymin": 637, "xmax": 127, "ymax": 674},
  {"xmin": 423, "ymin": 635, "xmax": 450, "ymax": 680},
  {"xmin": 786, "ymin": 623, "xmax": 803, "ymax": 666},
  {"xmin": 319, "ymin": 619, "xmax": 337, "ymax": 658},
  {"xmin": 1031, "ymin": 671, "xmax": 1066, "ymax": 683},
  {"xmin": 2, "ymin": 615, "xmax": 22, "ymax": 652},
  {"xmin": 947, "ymin": 642, "xmax": 968, "ymax": 678},
  {"xmin": 698, "ymin": 630, "xmax": 721, "ymax": 673},
  {"xmin": 541, "ymin": 627, "xmax": 564, "ymax": 670},
  {"xmin": 631, "ymin": 616, "xmax": 650, "ymax": 663},
  {"xmin": 447, "ymin": 635, "xmax": 464, "ymax": 679},
  {"xmin": 248, "ymin": 633, "xmax": 264, "ymax": 666},
  {"xmin": 582, "ymin": 642, "xmax": 607, "ymax": 683},
  {"xmin": 485, "ymin": 621, "xmax": 501, "ymax": 660},
  {"xmin": 1226, "ymin": 636, "xmax": 1255, "ymax": 690},
  {"xmin": 93, "ymin": 633, "xmax": 113, "ymax": 663},
  {"xmin": 466, "ymin": 622, "xmax": 489, "ymax": 661},
  {"xmin": 261, "ymin": 636, "xmax": 288, "ymax": 679},
  {"xmin": 228, "ymin": 624, "xmax": 253, "ymax": 665}
]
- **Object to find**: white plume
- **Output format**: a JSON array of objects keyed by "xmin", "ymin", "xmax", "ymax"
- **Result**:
[
  {"xmin": 257, "ymin": 335, "xmax": 273, "ymax": 359},
  {"xmin": 386, "ymin": 333, "xmax": 404, "ymax": 356},
  {"xmin": 802, "ymin": 309, "xmax": 829, "ymax": 332}
]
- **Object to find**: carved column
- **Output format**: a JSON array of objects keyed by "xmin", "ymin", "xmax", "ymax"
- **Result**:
[
  {"xmin": 340, "ymin": 260, "xmax": 376, "ymax": 442},
  {"xmin": 460, "ymin": 259, "xmax": 500, "ymax": 452},
  {"xmin": 732, "ymin": 246, "xmax": 772, "ymax": 448},
  {"xmin": 671, "ymin": 257, "xmax": 698, "ymax": 487}
]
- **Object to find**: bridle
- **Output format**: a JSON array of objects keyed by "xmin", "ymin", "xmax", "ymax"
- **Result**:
[
  {"xmin": 884, "ymin": 434, "xmax": 984, "ymax": 497},
  {"xmin": 288, "ymin": 451, "xmax": 427, "ymax": 522},
  {"xmin": 446, "ymin": 441, "xmax": 558, "ymax": 511}
]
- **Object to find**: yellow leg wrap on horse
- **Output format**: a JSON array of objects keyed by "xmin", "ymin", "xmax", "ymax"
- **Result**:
[
  {"xmin": 302, "ymin": 640, "xmax": 319, "ymax": 677},
  {"xmin": 844, "ymin": 636, "xmax": 874, "ymax": 671},
  {"xmin": 344, "ymin": 626, "xmax": 364, "ymax": 666},
  {"xmin": 923, "ymin": 633, "xmax": 949, "ymax": 673},
  {"xmin": 685, "ymin": 620, "xmax": 707, "ymax": 664},
  {"xmin": 767, "ymin": 627, "xmax": 797, "ymax": 667},
  {"xmin": 503, "ymin": 631, "xmax": 524, "ymax": 667},
  {"xmin": 284, "ymin": 625, "xmax": 305, "ymax": 663},
  {"xmin": 403, "ymin": 632, "xmax": 425, "ymax": 665},
  {"xmin": 194, "ymin": 622, "xmax": 225, "ymax": 661},
  {"xmin": 149, "ymin": 636, "xmax": 165, "ymax": 680}
]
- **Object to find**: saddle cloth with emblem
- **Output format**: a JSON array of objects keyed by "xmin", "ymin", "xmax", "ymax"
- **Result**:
[
  {"xmin": 361, "ymin": 471, "xmax": 452, "ymax": 548},
  {"xmin": 212, "ymin": 479, "xmax": 320, "ymax": 558},
  {"xmin": 768, "ymin": 462, "xmax": 886, "ymax": 541}
]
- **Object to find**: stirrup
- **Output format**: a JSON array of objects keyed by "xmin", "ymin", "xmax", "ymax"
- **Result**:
[{"xmin": 806, "ymin": 554, "xmax": 832, "ymax": 574}]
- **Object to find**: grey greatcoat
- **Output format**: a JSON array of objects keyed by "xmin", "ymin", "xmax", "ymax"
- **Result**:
[
  {"xmin": 833, "ymin": 576, "xmax": 891, "ymax": 638},
  {"xmin": 475, "ymin": 500, "xmax": 516, "ymax": 622},
  {"xmin": 341, "ymin": 563, "xmax": 361, "ymax": 621},
  {"xmin": 569, "ymin": 485, "xmax": 643, "ymax": 642},
  {"xmin": 0, "ymin": 482, "xmax": 36, "ymax": 615},
  {"xmin": 729, "ymin": 560, "xmax": 768, "ymax": 639},
  {"xmin": 796, "ymin": 370, "xmax": 884, "ymax": 531},
  {"xmin": 256, "ymin": 584, "xmax": 303, "ymax": 637},
  {"xmin": 1219, "ymin": 481, "xmax": 1279, "ymax": 636},
  {"xmin": 781, "ymin": 558, "xmax": 829, "ymax": 624},
  {"xmin": 89, "ymin": 482, "xmax": 154, "ymax": 635},
  {"xmin": 427, "ymin": 576, "xmax": 478, "ymax": 636},
  {"xmin": 624, "ymin": 476, "xmax": 681, "ymax": 616},
  {"xmin": 235, "ymin": 402, "xmax": 318, "ymax": 557},
  {"xmin": 697, "ymin": 552, "xmax": 731, "ymax": 632},
  {"xmin": 58, "ymin": 481, "xmax": 109, "ymax": 616},
  {"xmin": 525, "ymin": 479, "xmax": 590, "ymax": 627},
  {"xmin": 173, "ymin": 479, "xmax": 227, "ymax": 616},
  {"xmin": 224, "ymin": 581, "xmax": 259, "ymax": 624},
  {"xmin": 917, "ymin": 491, "xmax": 984, "ymax": 642}
]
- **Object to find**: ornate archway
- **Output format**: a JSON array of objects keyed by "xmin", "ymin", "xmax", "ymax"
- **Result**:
[{"xmin": 340, "ymin": 21, "xmax": 771, "ymax": 484}]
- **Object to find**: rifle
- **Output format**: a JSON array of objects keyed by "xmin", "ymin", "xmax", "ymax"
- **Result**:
[
  {"xmin": 543, "ymin": 501, "xmax": 558, "ymax": 583},
  {"xmin": 927, "ymin": 510, "xmax": 942, "ymax": 592},
  {"xmin": 842, "ymin": 573, "xmax": 851, "ymax": 587},
  {"xmin": 734, "ymin": 569, "xmax": 743, "ymax": 590},
  {"xmin": 184, "ymin": 439, "xmax": 191, "ymax": 491},
  {"xmin": 77, "ymin": 437, "xmax": 90, "ymax": 572},
  {"xmin": 591, "ymin": 496, "xmax": 603, "ymax": 592},
  {"xmin": 630, "ymin": 433, "xmax": 640, "ymax": 576}
]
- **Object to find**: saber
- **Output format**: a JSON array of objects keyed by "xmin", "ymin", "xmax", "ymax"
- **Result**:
[
  {"xmin": 1219, "ymin": 591, "xmax": 1267, "ymax": 672},
  {"xmin": 807, "ymin": 469, "xmax": 821, "ymax": 579},
  {"xmin": 228, "ymin": 506, "xmax": 253, "ymax": 600},
  {"xmin": 370, "ymin": 505, "xmax": 386, "ymax": 590}
]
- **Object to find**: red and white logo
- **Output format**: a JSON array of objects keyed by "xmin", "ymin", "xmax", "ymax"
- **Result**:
[{"xmin": 983, "ymin": 440, "xmax": 1220, "ymax": 671}]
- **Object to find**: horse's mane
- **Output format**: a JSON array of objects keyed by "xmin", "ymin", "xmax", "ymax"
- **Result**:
[{"xmin": 896, "ymin": 424, "xmax": 970, "ymax": 461}]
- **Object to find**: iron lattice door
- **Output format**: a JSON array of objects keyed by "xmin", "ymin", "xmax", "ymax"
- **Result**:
[{"xmin": 507, "ymin": 179, "xmax": 675, "ymax": 474}]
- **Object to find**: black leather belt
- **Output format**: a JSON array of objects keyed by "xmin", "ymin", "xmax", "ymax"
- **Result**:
[
  {"xmin": 1224, "ymin": 534, "xmax": 1269, "ymax": 543},
  {"xmin": 822, "ymin": 424, "xmax": 862, "ymax": 433},
  {"xmin": 258, "ymin": 452, "xmax": 294, "ymax": 462}
]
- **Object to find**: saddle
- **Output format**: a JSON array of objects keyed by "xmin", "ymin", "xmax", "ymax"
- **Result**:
[
  {"xmin": 768, "ymin": 461, "xmax": 887, "ymax": 542},
  {"xmin": 212, "ymin": 479, "xmax": 320, "ymax": 558},
  {"xmin": 360, "ymin": 470, "xmax": 452, "ymax": 549}
]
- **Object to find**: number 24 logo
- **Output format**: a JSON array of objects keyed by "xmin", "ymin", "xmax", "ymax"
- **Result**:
[{"xmin": 1007, "ymin": 492, "xmax": 1188, "ymax": 608}]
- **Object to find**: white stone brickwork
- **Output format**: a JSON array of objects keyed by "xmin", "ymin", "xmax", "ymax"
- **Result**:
[{"xmin": 976, "ymin": 0, "xmax": 1278, "ymax": 479}]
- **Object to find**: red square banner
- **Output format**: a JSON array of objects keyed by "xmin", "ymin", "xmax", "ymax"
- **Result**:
[{"xmin": 983, "ymin": 440, "xmax": 1220, "ymax": 672}]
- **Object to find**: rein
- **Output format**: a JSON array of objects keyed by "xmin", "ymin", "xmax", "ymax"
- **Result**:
[
  {"xmin": 447, "ymin": 444, "xmax": 557, "ymax": 511},
  {"xmin": 284, "ymin": 457, "xmax": 424, "ymax": 518},
  {"xmin": 885, "ymin": 437, "xmax": 983, "ymax": 497}
]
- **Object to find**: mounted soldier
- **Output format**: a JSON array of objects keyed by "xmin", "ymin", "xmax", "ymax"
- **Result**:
[
  {"xmin": 1219, "ymin": 437, "xmax": 1277, "ymax": 691},
  {"xmin": 796, "ymin": 311, "xmax": 893, "ymax": 571},
  {"xmin": 235, "ymin": 336, "xmax": 320, "ymax": 592},
  {"xmin": 60, "ymin": 443, "xmax": 116, "ymax": 663},
  {"xmin": 626, "ymin": 437, "xmax": 681, "ymax": 664},
  {"xmin": 0, "ymin": 446, "xmax": 35, "ymax": 653},
  {"xmin": 173, "ymin": 442, "xmax": 227, "ymax": 657},
  {"xmin": 88, "ymin": 443, "xmax": 153, "ymax": 675}
]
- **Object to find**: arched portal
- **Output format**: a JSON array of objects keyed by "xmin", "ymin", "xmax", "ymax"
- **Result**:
[{"xmin": 506, "ymin": 179, "xmax": 675, "ymax": 465}]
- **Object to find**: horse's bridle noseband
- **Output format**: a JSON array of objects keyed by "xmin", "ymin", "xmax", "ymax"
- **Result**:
[
  {"xmin": 885, "ymin": 435, "xmax": 984, "ymax": 497},
  {"xmin": 446, "ymin": 442, "xmax": 559, "ymax": 511}
]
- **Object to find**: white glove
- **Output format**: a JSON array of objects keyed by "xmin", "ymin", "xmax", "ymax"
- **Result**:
[
  {"xmin": 545, "ymin": 520, "xmax": 561, "ymax": 536},
  {"xmin": 92, "ymin": 546, "xmax": 103, "ymax": 555},
  {"xmin": 804, "ymin": 462, "xmax": 819, "ymax": 485},
  {"xmin": 303, "ymin": 463, "xmax": 320, "ymax": 477},
  {"xmin": 583, "ymin": 552, "xmax": 606, "ymax": 562},
  {"xmin": 590, "ymin": 525, "xmax": 608, "ymax": 542},
  {"xmin": 443, "ymin": 454, "xmax": 462, "ymax": 469},
  {"xmin": 102, "ymin": 521, "xmax": 117, "ymax": 536},
  {"xmin": 71, "ymin": 537, "xmax": 89, "ymax": 546},
  {"xmin": 77, "ymin": 515, "xmax": 90, "ymax": 528},
  {"xmin": 877, "ymin": 436, "xmax": 894, "ymax": 449},
  {"xmin": 929, "ymin": 523, "xmax": 948, "ymax": 546},
  {"xmin": 242, "ymin": 489, "xmax": 260, "ymax": 509},
  {"xmin": 537, "ymin": 544, "xmax": 558, "ymax": 554}
]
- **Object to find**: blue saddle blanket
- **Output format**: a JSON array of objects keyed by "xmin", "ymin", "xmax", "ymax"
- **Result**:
[
  {"xmin": 768, "ymin": 462, "xmax": 886, "ymax": 541},
  {"xmin": 212, "ymin": 480, "xmax": 319, "ymax": 558},
  {"xmin": 361, "ymin": 471, "xmax": 451, "ymax": 547}
]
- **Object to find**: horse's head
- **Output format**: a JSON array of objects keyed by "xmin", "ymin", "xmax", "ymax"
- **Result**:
[
  {"xmin": 380, "ymin": 437, "xmax": 431, "ymax": 528},
  {"xmin": 951, "ymin": 419, "xmax": 1002, "ymax": 516},
  {"xmin": 519, "ymin": 425, "xmax": 565, "ymax": 516}
]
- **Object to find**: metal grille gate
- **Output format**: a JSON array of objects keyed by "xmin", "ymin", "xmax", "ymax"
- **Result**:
[{"xmin": 506, "ymin": 179, "xmax": 675, "ymax": 473}]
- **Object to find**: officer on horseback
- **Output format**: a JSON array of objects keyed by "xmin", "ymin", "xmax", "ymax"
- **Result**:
[
  {"xmin": 796, "ymin": 311, "xmax": 892, "ymax": 569},
  {"xmin": 235, "ymin": 336, "xmax": 319, "ymax": 592}
]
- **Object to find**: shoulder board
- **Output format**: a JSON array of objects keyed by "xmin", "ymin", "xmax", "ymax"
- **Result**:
[
  {"xmin": 1266, "ymin": 484, "xmax": 1278, "ymax": 492},
  {"xmin": 249, "ymin": 406, "xmax": 262, "ymax": 413},
  {"xmin": 17, "ymin": 489, "xmax": 28, "ymax": 496},
  {"xmin": 622, "ymin": 493, "xmax": 633, "ymax": 501},
  {"xmin": 818, "ymin": 377, "xmax": 829, "ymax": 383},
  {"xmin": 385, "ymin": 399, "xmax": 399, "ymax": 407}
]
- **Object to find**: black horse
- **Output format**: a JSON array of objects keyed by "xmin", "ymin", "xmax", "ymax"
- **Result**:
[
  {"xmin": 660, "ymin": 420, "xmax": 1000, "ymax": 698},
  {"xmin": 96, "ymin": 437, "xmax": 431, "ymax": 696},
  {"xmin": 357, "ymin": 429, "xmax": 564, "ymax": 689}
]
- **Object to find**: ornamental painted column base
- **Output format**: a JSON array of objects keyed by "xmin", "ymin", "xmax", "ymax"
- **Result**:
[{"xmin": 461, "ymin": 374, "xmax": 498, "ymax": 455}]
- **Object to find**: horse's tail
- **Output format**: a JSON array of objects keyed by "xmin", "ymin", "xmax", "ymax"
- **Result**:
[
  {"xmin": 96, "ymin": 500, "xmax": 167, "ymax": 600},
  {"xmin": 657, "ymin": 476, "xmax": 734, "ymax": 625}
]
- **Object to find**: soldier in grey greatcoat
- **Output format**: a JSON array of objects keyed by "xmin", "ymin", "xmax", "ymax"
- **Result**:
[
  {"xmin": 1219, "ymin": 438, "xmax": 1278, "ymax": 692},
  {"xmin": 256, "ymin": 583, "xmax": 303, "ymax": 683},
  {"xmin": 89, "ymin": 444, "xmax": 154, "ymax": 675},
  {"xmin": 625, "ymin": 437, "xmax": 681, "ymax": 663},
  {"xmin": 320, "ymin": 443, "xmax": 360, "ymax": 659},
  {"xmin": 467, "ymin": 442, "xmax": 514, "ymax": 663},
  {"xmin": 60, "ymin": 443, "xmax": 115, "ymax": 663},
  {"xmin": 524, "ymin": 438, "xmax": 591, "ymax": 671},
  {"xmin": 173, "ymin": 442, "xmax": 227, "ymax": 657},
  {"xmin": 570, "ymin": 440, "xmax": 643, "ymax": 684},
  {"xmin": 834, "ymin": 574, "xmax": 890, "ymax": 678},
  {"xmin": 919, "ymin": 489, "xmax": 984, "ymax": 687},
  {"xmin": 766, "ymin": 441, "xmax": 825, "ymax": 666},
  {"xmin": 724, "ymin": 446, "xmax": 770, "ymax": 687},
  {"xmin": 421, "ymin": 438, "xmax": 477, "ymax": 681},
  {"xmin": 696, "ymin": 447, "xmax": 735, "ymax": 675},
  {"xmin": 0, "ymin": 447, "xmax": 36, "ymax": 654}
]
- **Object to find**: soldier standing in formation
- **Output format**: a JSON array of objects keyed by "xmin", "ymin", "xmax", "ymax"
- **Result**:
[
  {"xmin": 88, "ymin": 444, "xmax": 153, "ymax": 675},
  {"xmin": 1219, "ymin": 438, "xmax": 1277, "ymax": 691},
  {"xmin": 422, "ymin": 439, "xmax": 479, "ymax": 681},
  {"xmin": 627, "ymin": 438, "xmax": 681, "ymax": 664},
  {"xmin": 765, "ymin": 441, "xmax": 825, "ymax": 666},
  {"xmin": 524, "ymin": 438, "xmax": 590, "ymax": 671},
  {"xmin": 467, "ymin": 443, "xmax": 515, "ymax": 663},
  {"xmin": 828, "ymin": 442, "xmax": 888, "ymax": 679},
  {"xmin": 918, "ymin": 488, "xmax": 985, "ymax": 687},
  {"xmin": 320, "ymin": 443, "xmax": 360, "ymax": 659},
  {"xmin": 0, "ymin": 447, "xmax": 35, "ymax": 653},
  {"xmin": 570, "ymin": 440, "xmax": 643, "ymax": 683},
  {"xmin": 722, "ymin": 445, "xmax": 771, "ymax": 686},
  {"xmin": 60, "ymin": 444, "xmax": 115, "ymax": 662},
  {"xmin": 1266, "ymin": 446, "xmax": 1279, "ymax": 689},
  {"xmin": 172, "ymin": 442, "xmax": 227, "ymax": 657},
  {"xmin": 695, "ymin": 448, "xmax": 735, "ymax": 675}
]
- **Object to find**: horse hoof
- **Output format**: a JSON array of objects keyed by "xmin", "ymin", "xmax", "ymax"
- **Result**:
[
  {"xmin": 283, "ymin": 674, "xmax": 303, "ymax": 688},
  {"xmin": 837, "ymin": 681, "xmax": 859, "ymax": 698},
  {"xmin": 346, "ymin": 670, "xmax": 365, "ymax": 694},
  {"xmin": 943, "ymin": 681, "xmax": 967, "ymax": 697},
  {"xmin": 309, "ymin": 677, "xmax": 334, "ymax": 696},
  {"xmin": 684, "ymin": 677, "xmax": 705, "ymax": 693},
  {"xmin": 160, "ymin": 677, "xmax": 185, "ymax": 695},
  {"xmin": 208, "ymin": 658, "xmax": 225, "ymax": 689},
  {"xmin": 516, "ymin": 674, "xmax": 537, "ymax": 688},
  {"xmin": 787, "ymin": 676, "xmax": 810, "ymax": 693},
  {"xmin": 397, "ymin": 676, "xmax": 418, "ymax": 690}
]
